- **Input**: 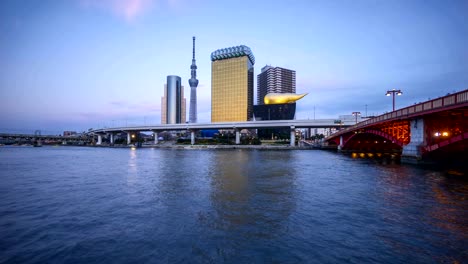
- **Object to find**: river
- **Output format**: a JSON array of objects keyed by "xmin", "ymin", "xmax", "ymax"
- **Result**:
[{"xmin": 0, "ymin": 146, "xmax": 466, "ymax": 263}]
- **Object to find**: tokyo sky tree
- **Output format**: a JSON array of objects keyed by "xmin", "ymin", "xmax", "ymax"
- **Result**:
[{"xmin": 188, "ymin": 36, "xmax": 199, "ymax": 123}]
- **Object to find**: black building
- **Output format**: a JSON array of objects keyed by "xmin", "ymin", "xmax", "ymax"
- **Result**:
[
  {"xmin": 253, "ymin": 103, "xmax": 296, "ymax": 139},
  {"xmin": 253, "ymin": 103, "xmax": 296, "ymax": 121}
]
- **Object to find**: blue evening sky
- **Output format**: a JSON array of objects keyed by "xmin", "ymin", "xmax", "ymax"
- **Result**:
[{"xmin": 1, "ymin": 0, "xmax": 467, "ymax": 134}]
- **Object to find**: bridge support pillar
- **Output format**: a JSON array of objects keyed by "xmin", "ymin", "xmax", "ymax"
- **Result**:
[
  {"xmin": 290, "ymin": 126, "xmax": 295, "ymax": 147},
  {"xmin": 109, "ymin": 133, "xmax": 114, "ymax": 144},
  {"xmin": 191, "ymin": 131, "xmax": 195, "ymax": 145},
  {"xmin": 338, "ymin": 135, "xmax": 344, "ymax": 151},
  {"xmin": 154, "ymin": 132, "xmax": 158, "ymax": 144},
  {"xmin": 402, "ymin": 118, "xmax": 425, "ymax": 164},
  {"xmin": 235, "ymin": 129, "xmax": 240, "ymax": 145},
  {"xmin": 97, "ymin": 135, "xmax": 102, "ymax": 145},
  {"xmin": 127, "ymin": 133, "xmax": 131, "ymax": 145}
]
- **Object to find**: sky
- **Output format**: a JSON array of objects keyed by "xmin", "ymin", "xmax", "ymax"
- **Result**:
[{"xmin": 1, "ymin": 0, "xmax": 467, "ymax": 134}]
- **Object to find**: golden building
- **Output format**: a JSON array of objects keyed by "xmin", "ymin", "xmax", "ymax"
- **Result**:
[{"xmin": 211, "ymin": 45, "xmax": 255, "ymax": 122}]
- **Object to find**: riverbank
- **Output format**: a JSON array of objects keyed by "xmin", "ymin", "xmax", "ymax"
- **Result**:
[
  {"xmin": 0, "ymin": 141, "xmax": 336, "ymax": 150},
  {"xmin": 100, "ymin": 143, "xmax": 329, "ymax": 150},
  {"xmin": 144, "ymin": 144, "xmax": 319, "ymax": 150}
]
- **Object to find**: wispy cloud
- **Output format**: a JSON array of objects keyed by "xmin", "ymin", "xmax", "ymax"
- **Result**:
[
  {"xmin": 79, "ymin": 0, "xmax": 192, "ymax": 22},
  {"xmin": 106, "ymin": 100, "xmax": 160, "ymax": 113},
  {"xmin": 79, "ymin": 0, "xmax": 156, "ymax": 22},
  {"xmin": 109, "ymin": 100, "xmax": 127, "ymax": 107}
]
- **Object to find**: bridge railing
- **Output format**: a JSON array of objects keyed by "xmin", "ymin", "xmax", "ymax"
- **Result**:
[{"xmin": 328, "ymin": 89, "xmax": 468, "ymax": 138}]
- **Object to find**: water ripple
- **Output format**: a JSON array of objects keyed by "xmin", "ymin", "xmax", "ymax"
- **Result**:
[{"xmin": 0, "ymin": 147, "xmax": 466, "ymax": 263}]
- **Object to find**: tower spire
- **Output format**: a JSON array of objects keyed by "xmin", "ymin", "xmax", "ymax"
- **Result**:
[
  {"xmin": 192, "ymin": 36, "xmax": 195, "ymax": 60},
  {"xmin": 188, "ymin": 36, "xmax": 199, "ymax": 123}
]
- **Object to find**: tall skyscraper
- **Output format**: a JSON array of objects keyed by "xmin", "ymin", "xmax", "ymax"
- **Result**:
[
  {"xmin": 161, "ymin": 75, "xmax": 186, "ymax": 124},
  {"xmin": 257, "ymin": 65, "xmax": 296, "ymax": 105},
  {"xmin": 211, "ymin": 45, "xmax": 255, "ymax": 122},
  {"xmin": 188, "ymin": 36, "xmax": 198, "ymax": 123}
]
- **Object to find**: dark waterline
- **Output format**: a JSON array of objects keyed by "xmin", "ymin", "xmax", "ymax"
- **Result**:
[{"xmin": 0, "ymin": 146, "xmax": 466, "ymax": 263}]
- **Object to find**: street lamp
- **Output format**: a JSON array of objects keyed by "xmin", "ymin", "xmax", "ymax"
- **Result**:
[
  {"xmin": 386, "ymin": 89, "xmax": 402, "ymax": 111},
  {"xmin": 352, "ymin": 111, "xmax": 361, "ymax": 124}
]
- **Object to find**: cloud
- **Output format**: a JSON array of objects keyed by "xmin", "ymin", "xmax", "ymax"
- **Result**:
[
  {"xmin": 109, "ymin": 100, "xmax": 127, "ymax": 107},
  {"xmin": 106, "ymin": 100, "xmax": 160, "ymax": 113},
  {"xmin": 79, "ymin": 0, "xmax": 156, "ymax": 22},
  {"xmin": 78, "ymin": 0, "xmax": 192, "ymax": 22}
]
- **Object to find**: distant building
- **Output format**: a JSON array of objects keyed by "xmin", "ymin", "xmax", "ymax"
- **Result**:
[
  {"xmin": 63, "ymin": 131, "xmax": 77, "ymax": 137},
  {"xmin": 257, "ymin": 65, "xmax": 296, "ymax": 105},
  {"xmin": 211, "ymin": 45, "xmax": 255, "ymax": 122},
  {"xmin": 161, "ymin": 75, "xmax": 186, "ymax": 124},
  {"xmin": 338, "ymin": 114, "xmax": 361, "ymax": 123}
]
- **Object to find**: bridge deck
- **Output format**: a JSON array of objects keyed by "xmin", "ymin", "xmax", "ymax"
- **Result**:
[
  {"xmin": 90, "ymin": 119, "xmax": 356, "ymax": 134},
  {"xmin": 326, "ymin": 89, "xmax": 468, "ymax": 140}
]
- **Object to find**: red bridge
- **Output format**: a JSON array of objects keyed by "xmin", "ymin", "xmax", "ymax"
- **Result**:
[{"xmin": 326, "ymin": 89, "xmax": 468, "ymax": 163}]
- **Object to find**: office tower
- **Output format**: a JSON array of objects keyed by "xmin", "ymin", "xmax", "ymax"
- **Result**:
[
  {"xmin": 161, "ymin": 75, "xmax": 186, "ymax": 124},
  {"xmin": 211, "ymin": 45, "xmax": 255, "ymax": 122},
  {"xmin": 188, "ymin": 36, "xmax": 199, "ymax": 123},
  {"xmin": 257, "ymin": 65, "xmax": 296, "ymax": 105}
]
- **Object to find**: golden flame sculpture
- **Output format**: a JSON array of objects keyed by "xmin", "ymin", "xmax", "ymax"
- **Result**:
[{"xmin": 264, "ymin": 93, "xmax": 308, "ymax": 105}]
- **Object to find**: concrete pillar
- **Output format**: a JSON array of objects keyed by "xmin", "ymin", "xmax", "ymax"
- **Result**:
[
  {"xmin": 338, "ymin": 135, "xmax": 344, "ymax": 150},
  {"xmin": 109, "ymin": 133, "xmax": 114, "ymax": 144},
  {"xmin": 235, "ymin": 129, "xmax": 240, "ymax": 145},
  {"xmin": 127, "ymin": 133, "xmax": 131, "ymax": 145},
  {"xmin": 402, "ymin": 118, "xmax": 425, "ymax": 164},
  {"xmin": 154, "ymin": 132, "xmax": 158, "ymax": 144},
  {"xmin": 290, "ymin": 126, "xmax": 295, "ymax": 147},
  {"xmin": 97, "ymin": 135, "xmax": 102, "ymax": 145},
  {"xmin": 191, "ymin": 131, "xmax": 195, "ymax": 145}
]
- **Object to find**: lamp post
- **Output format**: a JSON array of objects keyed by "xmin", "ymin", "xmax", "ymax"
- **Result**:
[
  {"xmin": 385, "ymin": 89, "xmax": 402, "ymax": 111},
  {"xmin": 352, "ymin": 111, "xmax": 361, "ymax": 124}
]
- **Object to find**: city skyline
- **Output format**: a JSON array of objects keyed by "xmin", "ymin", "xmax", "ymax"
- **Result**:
[{"xmin": 1, "ymin": 0, "xmax": 467, "ymax": 134}]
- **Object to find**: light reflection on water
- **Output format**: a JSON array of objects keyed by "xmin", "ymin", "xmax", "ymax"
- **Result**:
[
  {"xmin": 0, "ymin": 146, "xmax": 466, "ymax": 263},
  {"xmin": 351, "ymin": 152, "xmax": 400, "ymax": 161},
  {"xmin": 127, "ymin": 147, "xmax": 138, "ymax": 185},
  {"xmin": 207, "ymin": 151, "xmax": 296, "ymax": 238}
]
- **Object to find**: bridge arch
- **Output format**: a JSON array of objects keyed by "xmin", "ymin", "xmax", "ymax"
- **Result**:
[{"xmin": 343, "ymin": 129, "xmax": 405, "ymax": 149}]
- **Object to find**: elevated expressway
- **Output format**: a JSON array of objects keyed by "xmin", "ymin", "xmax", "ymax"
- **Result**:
[
  {"xmin": 0, "ymin": 133, "xmax": 85, "ymax": 145},
  {"xmin": 90, "ymin": 119, "xmax": 355, "ymax": 147}
]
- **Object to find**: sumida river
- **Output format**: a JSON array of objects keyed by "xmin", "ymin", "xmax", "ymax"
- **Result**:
[{"xmin": 0, "ymin": 146, "xmax": 466, "ymax": 263}]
